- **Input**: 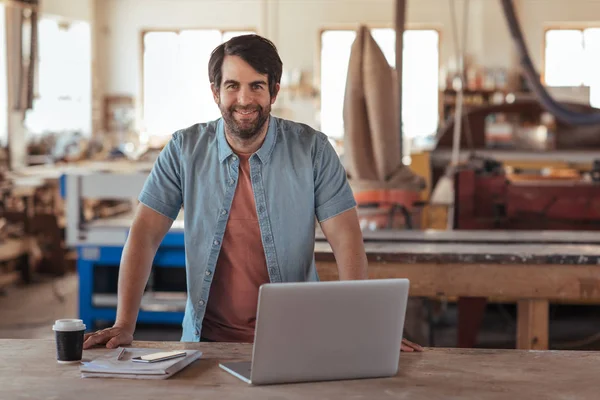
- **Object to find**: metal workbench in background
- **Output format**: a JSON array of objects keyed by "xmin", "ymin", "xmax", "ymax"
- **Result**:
[{"xmin": 61, "ymin": 167, "xmax": 186, "ymax": 330}]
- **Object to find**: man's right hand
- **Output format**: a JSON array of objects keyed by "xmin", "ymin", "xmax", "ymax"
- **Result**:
[{"xmin": 83, "ymin": 325, "xmax": 134, "ymax": 349}]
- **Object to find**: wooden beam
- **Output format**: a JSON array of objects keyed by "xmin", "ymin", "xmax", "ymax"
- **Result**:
[
  {"xmin": 517, "ymin": 299, "xmax": 549, "ymax": 350},
  {"xmin": 315, "ymin": 261, "xmax": 600, "ymax": 301},
  {"xmin": 395, "ymin": 0, "xmax": 406, "ymax": 158},
  {"xmin": 316, "ymin": 260, "xmax": 565, "ymax": 350}
]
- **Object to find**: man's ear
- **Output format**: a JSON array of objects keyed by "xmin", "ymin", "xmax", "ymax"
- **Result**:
[
  {"xmin": 211, "ymin": 83, "xmax": 219, "ymax": 104},
  {"xmin": 270, "ymin": 83, "xmax": 280, "ymax": 105}
]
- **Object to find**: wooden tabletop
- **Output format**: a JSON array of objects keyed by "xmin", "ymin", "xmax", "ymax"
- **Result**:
[
  {"xmin": 316, "ymin": 228, "xmax": 600, "ymax": 244},
  {"xmin": 314, "ymin": 240, "xmax": 600, "ymax": 265},
  {"xmin": 1, "ymin": 339, "xmax": 598, "ymax": 399},
  {"xmin": 86, "ymin": 216, "xmax": 600, "ymax": 265}
]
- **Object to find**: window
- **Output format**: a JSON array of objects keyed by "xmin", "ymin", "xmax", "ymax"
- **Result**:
[
  {"xmin": 545, "ymin": 28, "xmax": 600, "ymax": 108},
  {"xmin": 142, "ymin": 30, "xmax": 253, "ymax": 141},
  {"xmin": 0, "ymin": 4, "xmax": 7, "ymax": 146},
  {"xmin": 320, "ymin": 28, "xmax": 439, "ymax": 144},
  {"xmin": 24, "ymin": 18, "xmax": 92, "ymax": 136}
]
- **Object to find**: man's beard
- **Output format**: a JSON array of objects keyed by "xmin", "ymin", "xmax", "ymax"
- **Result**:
[{"xmin": 220, "ymin": 103, "xmax": 270, "ymax": 141}]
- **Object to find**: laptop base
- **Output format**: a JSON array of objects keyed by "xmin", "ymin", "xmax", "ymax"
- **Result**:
[{"xmin": 219, "ymin": 361, "xmax": 252, "ymax": 384}]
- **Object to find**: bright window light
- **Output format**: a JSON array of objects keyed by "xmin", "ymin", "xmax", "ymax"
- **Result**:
[
  {"xmin": 24, "ymin": 18, "xmax": 92, "ymax": 136},
  {"xmin": 545, "ymin": 28, "xmax": 600, "ymax": 108},
  {"xmin": 142, "ymin": 30, "xmax": 254, "ymax": 139}
]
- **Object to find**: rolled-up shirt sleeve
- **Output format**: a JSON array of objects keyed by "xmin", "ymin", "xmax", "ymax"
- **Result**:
[
  {"xmin": 314, "ymin": 136, "xmax": 357, "ymax": 222},
  {"xmin": 138, "ymin": 132, "xmax": 183, "ymax": 220}
]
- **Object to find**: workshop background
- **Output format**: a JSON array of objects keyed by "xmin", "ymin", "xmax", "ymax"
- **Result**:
[{"xmin": 1, "ymin": 0, "xmax": 600, "ymax": 351}]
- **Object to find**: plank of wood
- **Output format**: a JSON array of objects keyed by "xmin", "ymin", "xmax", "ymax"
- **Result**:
[
  {"xmin": 1, "ymin": 339, "xmax": 599, "ymax": 400},
  {"xmin": 315, "ymin": 240, "xmax": 600, "ymax": 263},
  {"xmin": 316, "ymin": 228, "xmax": 600, "ymax": 244},
  {"xmin": 316, "ymin": 261, "xmax": 600, "ymax": 301},
  {"xmin": 517, "ymin": 299, "xmax": 549, "ymax": 350}
]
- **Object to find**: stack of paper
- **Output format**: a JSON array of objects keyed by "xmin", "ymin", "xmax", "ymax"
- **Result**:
[{"xmin": 80, "ymin": 348, "xmax": 203, "ymax": 380}]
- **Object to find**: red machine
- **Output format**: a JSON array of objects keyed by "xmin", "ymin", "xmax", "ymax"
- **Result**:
[
  {"xmin": 451, "ymin": 157, "xmax": 600, "ymax": 348},
  {"xmin": 454, "ymin": 158, "xmax": 600, "ymax": 231}
]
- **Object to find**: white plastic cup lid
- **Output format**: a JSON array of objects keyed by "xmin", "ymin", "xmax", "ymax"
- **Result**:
[{"xmin": 52, "ymin": 319, "xmax": 86, "ymax": 332}]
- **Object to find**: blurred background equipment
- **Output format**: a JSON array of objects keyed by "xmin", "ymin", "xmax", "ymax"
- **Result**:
[{"xmin": 2, "ymin": 0, "xmax": 600, "ymax": 354}]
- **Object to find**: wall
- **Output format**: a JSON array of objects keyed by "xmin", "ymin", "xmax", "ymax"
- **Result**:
[
  {"xmin": 95, "ymin": 0, "xmax": 264, "ymax": 96},
  {"xmin": 95, "ymin": 0, "xmax": 508, "ymax": 129},
  {"xmin": 42, "ymin": 0, "xmax": 94, "ymax": 21},
  {"xmin": 94, "ymin": 0, "xmax": 600, "ymax": 130}
]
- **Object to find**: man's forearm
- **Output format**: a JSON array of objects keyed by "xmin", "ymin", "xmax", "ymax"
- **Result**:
[
  {"xmin": 334, "ymin": 236, "xmax": 368, "ymax": 280},
  {"xmin": 319, "ymin": 208, "xmax": 369, "ymax": 280},
  {"xmin": 114, "ymin": 232, "xmax": 160, "ymax": 330}
]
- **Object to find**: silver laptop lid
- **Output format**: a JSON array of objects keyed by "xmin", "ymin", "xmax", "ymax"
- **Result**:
[{"xmin": 249, "ymin": 279, "xmax": 410, "ymax": 385}]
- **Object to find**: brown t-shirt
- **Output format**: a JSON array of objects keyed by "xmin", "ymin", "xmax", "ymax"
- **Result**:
[{"xmin": 201, "ymin": 152, "xmax": 270, "ymax": 342}]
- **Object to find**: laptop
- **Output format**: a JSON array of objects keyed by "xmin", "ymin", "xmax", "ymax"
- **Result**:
[{"xmin": 219, "ymin": 278, "xmax": 410, "ymax": 385}]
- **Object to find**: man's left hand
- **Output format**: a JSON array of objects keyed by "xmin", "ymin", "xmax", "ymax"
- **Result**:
[{"xmin": 401, "ymin": 338, "xmax": 424, "ymax": 352}]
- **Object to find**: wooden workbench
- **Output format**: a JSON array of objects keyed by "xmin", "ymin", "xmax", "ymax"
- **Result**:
[
  {"xmin": 314, "ymin": 231, "xmax": 600, "ymax": 351},
  {"xmin": 321, "ymin": 228, "xmax": 600, "ymax": 244},
  {"xmin": 1, "ymin": 339, "xmax": 598, "ymax": 399}
]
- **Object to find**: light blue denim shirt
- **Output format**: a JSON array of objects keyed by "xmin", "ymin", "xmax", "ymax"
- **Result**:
[{"xmin": 138, "ymin": 116, "xmax": 356, "ymax": 341}]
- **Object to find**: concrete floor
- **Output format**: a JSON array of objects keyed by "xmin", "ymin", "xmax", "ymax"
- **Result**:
[
  {"xmin": 0, "ymin": 273, "xmax": 181, "ymax": 342},
  {"xmin": 0, "ymin": 273, "xmax": 78, "ymax": 340},
  {"xmin": 2, "ymin": 273, "xmax": 600, "ymax": 350}
]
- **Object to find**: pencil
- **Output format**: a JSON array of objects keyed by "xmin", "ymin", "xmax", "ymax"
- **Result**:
[{"xmin": 117, "ymin": 348, "xmax": 127, "ymax": 361}]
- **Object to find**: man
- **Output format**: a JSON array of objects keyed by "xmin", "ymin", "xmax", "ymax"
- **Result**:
[{"xmin": 83, "ymin": 34, "xmax": 422, "ymax": 352}]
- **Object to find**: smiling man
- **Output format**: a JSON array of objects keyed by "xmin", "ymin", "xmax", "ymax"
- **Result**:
[{"xmin": 83, "ymin": 34, "xmax": 422, "ymax": 352}]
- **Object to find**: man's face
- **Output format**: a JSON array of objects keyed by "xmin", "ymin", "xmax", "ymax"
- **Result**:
[{"xmin": 212, "ymin": 55, "xmax": 279, "ymax": 141}]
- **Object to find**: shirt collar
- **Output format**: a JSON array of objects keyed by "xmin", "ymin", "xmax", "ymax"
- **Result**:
[{"xmin": 217, "ymin": 116, "xmax": 278, "ymax": 164}]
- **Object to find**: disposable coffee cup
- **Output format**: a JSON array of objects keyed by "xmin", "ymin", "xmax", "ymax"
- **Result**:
[{"xmin": 52, "ymin": 319, "xmax": 86, "ymax": 364}]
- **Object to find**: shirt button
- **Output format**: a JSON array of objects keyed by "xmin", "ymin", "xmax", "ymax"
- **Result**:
[
  {"xmin": 221, "ymin": 209, "xmax": 227, "ymax": 215},
  {"xmin": 199, "ymin": 300, "xmax": 205, "ymax": 306},
  {"xmin": 213, "ymin": 240, "xmax": 220, "ymax": 246},
  {"xmin": 205, "ymin": 270, "xmax": 211, "ymax": 276},
  {"xmin": 265, "ymin": 235, "xmax": 272, "ymax": 243},
  {"xmin": 258, "ymin": 206, "xmax": 264, "ymax": 213},
  {"xmin": 232, "ymin": 156, "xmax": 237, "ymax": 161},
  {"xmin": 229, "ymin": 179, "xmax": 235, "ymax": 185}
]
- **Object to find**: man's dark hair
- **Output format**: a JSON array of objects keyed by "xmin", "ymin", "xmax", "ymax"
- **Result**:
[{"xmin": 208, "ymin": 34, "xmax": 283, "ymax": 98}]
